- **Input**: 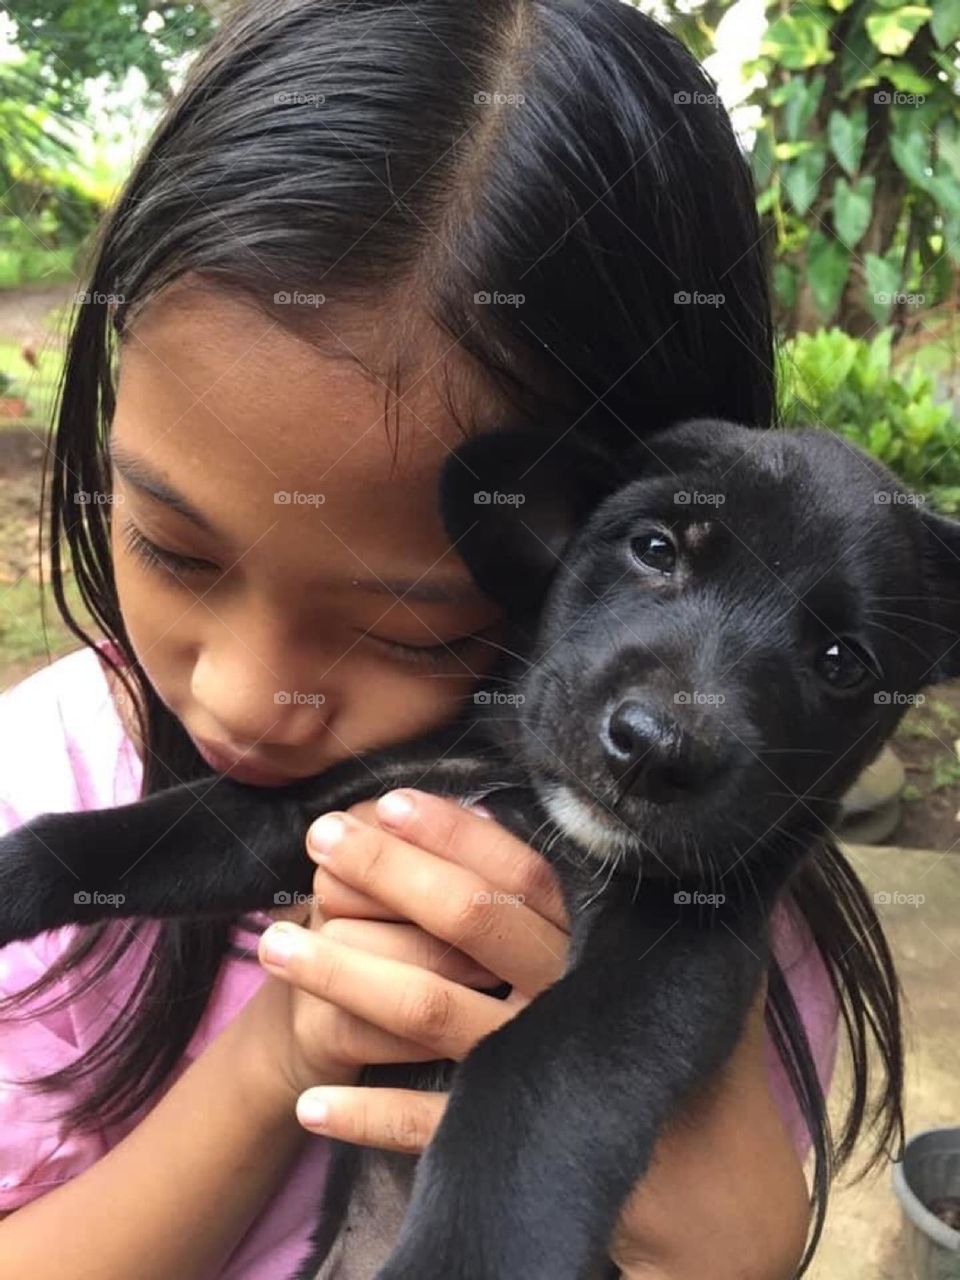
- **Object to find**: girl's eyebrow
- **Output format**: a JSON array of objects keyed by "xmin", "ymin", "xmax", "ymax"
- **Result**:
[{"xmin": 109, "ymin": 441, "xmax": 214, "ymax": 533}]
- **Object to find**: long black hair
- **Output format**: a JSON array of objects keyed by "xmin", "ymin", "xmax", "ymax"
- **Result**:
[{"xmin": 1, "ymin": 0, "xmax": 900, "ymax": 1266}]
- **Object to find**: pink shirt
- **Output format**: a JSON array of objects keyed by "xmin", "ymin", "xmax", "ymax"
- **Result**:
[{"xmin": 0, "ymin": 645, "xmax": 838, "ymax": 1276}]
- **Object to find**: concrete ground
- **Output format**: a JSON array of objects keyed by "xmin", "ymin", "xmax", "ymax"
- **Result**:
[{"xmin": 807, "ymin": 843, "xmax": 959, "ymax": 1279}]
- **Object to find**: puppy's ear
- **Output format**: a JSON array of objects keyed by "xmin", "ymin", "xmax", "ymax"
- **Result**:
[
  {"xmin": 440, "ymin": 427, "xmax": 618, "ymax": 617},
  {"xmin": 921, "ymin": 508, "xmax": 960, "ymax": 682}
]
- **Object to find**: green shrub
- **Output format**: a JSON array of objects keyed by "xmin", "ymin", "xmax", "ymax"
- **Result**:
[{"xmin": 777, "ymin": 327, "xmax": 960, "ymax": 510}]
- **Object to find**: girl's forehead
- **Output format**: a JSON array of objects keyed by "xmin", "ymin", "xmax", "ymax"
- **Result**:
[
  {"xmin": 110, "ymin": 289, "xmax": 507, "ymax": 592},
  {"xmin": 115, "ymin": 287, "xmax": 494, "ymax": 488}
]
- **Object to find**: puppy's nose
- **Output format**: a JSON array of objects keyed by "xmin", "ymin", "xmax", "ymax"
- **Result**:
[{"xmin": 601, "ymin": 699, "xmax": 720, "ymax": 803}]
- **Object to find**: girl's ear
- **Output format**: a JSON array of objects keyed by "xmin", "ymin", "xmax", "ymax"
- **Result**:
[
  {"xmin": 440, "ymin": 427, "xmax": 618, "ymax": 618},
  {"xmin": 921, "ymin": 508, "xmax": 960, "ymax": 682}
]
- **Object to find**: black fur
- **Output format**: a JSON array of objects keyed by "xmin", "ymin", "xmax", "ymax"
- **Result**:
[{"xmin": 2, "ymin": 418, "xmax": 956, "ymax": 1279}]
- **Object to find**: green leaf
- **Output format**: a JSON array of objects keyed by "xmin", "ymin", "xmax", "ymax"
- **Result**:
[
  {"xmin": 928, "ymin": 170, "xmax": 960, "ymax": 215},
  {"xmin": 828, "ymin": 108, "xmax": 868, "ymax": 176},
  {"xmin": 833, "ymin": 174, "xmax": 876, "ymax": 246},
  {"xmin": 775, "ymin": 140, "xmax": 817, "ymax": 161},
  {"xmin": 782, "ymin": 74, "xmax": 827, "ymax": 141},
  {"xmin": 774, "ymin": 261, "xmax": 800, "ymax": 312},
  {"xmin": 784, "ymin": 146, "xmax": 828, "ymax": 215},
  {"xmin": 890, "ymin": 130, "xmax": 933, "ymax": 189},
  {"xmin": 874, "ymin": 59, "xmax": 936, "ymax": 93},
  {"xmin": 938, "ymin": 120, "xmax": 960, "ymax": 181},
  {"xmin": 868, "ymin": 418, "xmax": 894, "ymax": 456},
  {"xmin": 932, "ymin": 0, "xmax": 960, "ymax": 46},
  {"xmin": 840, "ymin": 23, "xmax": 882, "ymax": 95},
  {"xmin": 807, "ymin": 232, "xmax": 851, "ymax": 319},
  {"xmin": 750, "ymin": 125, "xmax": 776, "ymax": 189},
  {"xmin": 865, "ymin": 6, "xmax": 933, "ymax": 56},
  {"xmin": 864, "ymin": 253, "xmax": 903, "ymax": 319},
  {"xmin": 761, "ymin": 13, "xmax": 834, "ymax": 68},
  {"xmin": 947, "ymin": 216, "xmax": 960, "ymax": 267}
]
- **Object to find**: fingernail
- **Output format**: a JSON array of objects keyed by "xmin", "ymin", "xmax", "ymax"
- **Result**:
[
  {"xmin": 308, "ymin": 812, "xmax": 349, "ymax": 859},
  {"xmin": 260, "ymin": 922, "xmax": 303, "ymax": 966},
  {"xmin": 297, "ymin": 1089, "xmax": 330, "ymax": 1128},
  {"xmin": 468, "ymin": 803, "xmax": 493, "ymax": 819},
  {"xmin": 376, "ymin": 789, "xmax": 416, "ymax": 825}
]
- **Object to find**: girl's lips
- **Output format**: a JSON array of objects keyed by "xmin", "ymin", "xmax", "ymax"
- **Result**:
[{"xmin": 193, "ymin": 738, "xmax": 301, "ymax": 788}]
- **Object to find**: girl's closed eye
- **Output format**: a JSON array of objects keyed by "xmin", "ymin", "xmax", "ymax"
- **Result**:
[
  {"xmin": 366, "ymin": 630, "xmax": 495, "ymax": 669},
  {"xmin": 122, "ymin": 521, "xmax": 220, "ymax": 580},
  {"xmin": 122, "ymin": 519, "xmax": 497, "ymax": 669}
]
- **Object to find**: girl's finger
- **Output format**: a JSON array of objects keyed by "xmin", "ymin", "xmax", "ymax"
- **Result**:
[
  {"xmin": 305, "ymin": 813, "xmax": 568, "ymax": 996},
  {"xmin": 310, "ymin": 861, "xmax": 406, "ymax": 924},
  {"xmin": 259, "ymin": 923, "xmax": 516, "ymax": 1060},
  {"xmin": 369, "ymin": 790, "xmax": 569, "ymax": 931},
  {"xmin": 296, "ymin": 1084, "xmax": 447, "ymax": 1152},
  {"xmin": 318, "ymin": 917, "xmax": 502, "ymax": 989}
]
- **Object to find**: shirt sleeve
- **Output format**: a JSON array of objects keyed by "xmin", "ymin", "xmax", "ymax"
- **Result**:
[
  {"xmin": 0, "ymin": 652, "xmax": 149, "ymax": 1210},
  {"xmin": 765, "ymin": 897, "xmax": 840, "ymax": 1161},
  {"xmin": 0, "ymin": 925, "xmax": 114, "ymax": 1209}
]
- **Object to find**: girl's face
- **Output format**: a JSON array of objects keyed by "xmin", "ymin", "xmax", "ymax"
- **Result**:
[{"xmin": 109, "ymin": 287, "xmax": 507, "ymax": 786}]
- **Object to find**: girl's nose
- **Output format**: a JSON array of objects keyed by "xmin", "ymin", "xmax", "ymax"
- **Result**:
[{"xmin": 190, "ymin": 648, "xmax": 333, "ymax": 752}]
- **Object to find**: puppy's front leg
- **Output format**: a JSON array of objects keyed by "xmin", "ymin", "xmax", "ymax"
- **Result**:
[{"xmin": 376, "ymin": 891, "xmax": 767, "ymax": 1280}]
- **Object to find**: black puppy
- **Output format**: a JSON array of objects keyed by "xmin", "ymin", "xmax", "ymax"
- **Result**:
[{"xmin": 1, "ymin": 418, "xmax": 955, "ymax": 1279}]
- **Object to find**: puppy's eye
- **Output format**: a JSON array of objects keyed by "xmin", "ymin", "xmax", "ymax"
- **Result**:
[
  {"xmin": 630, "ymin": 532, "xmax": 676, "ymax": 575},
  {"xmin": 815, "ymin": 638, "xmax": 880, "ymax": 690}
]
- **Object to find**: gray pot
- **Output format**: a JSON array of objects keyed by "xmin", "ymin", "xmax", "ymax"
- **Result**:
[{"xmin": 892, "ymin": 1128, "xmax": 960, "ymax": 1280}]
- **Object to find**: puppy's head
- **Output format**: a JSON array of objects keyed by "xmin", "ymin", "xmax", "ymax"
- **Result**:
[{"xmin": 442, "ymin": 419, "xmax": 960, "ymax": 878}]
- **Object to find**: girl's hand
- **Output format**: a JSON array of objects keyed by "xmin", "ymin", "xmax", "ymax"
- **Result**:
[
  {"xmin": 244, "ymin": 789, "xmax": 567, "ymax": 1111},
  {"xmin": 282, "ymin": 791, "xmax": 810, "ymax": 1280}
]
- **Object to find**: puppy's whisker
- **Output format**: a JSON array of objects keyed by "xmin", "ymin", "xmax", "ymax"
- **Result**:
[
  {"xmin": 866, "ymin": 607, "xmax": 956, "ymax": 636},
  {"xmin": 863, "ymin": 617, "xmax": 930, "ymax": 660}
]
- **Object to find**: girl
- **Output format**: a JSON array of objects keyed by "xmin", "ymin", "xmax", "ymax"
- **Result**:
[{"xmin": 0, "ymin": 2, "xmax": 901, "ymax": 1277}]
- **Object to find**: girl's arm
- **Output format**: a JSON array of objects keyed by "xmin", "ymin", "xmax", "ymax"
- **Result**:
[
  {"xmin": 0, "ymin": 977, "xmax": 317, "ymax": 1279},
  {"xmin": 0, "ymin": 916, "xmax": 495, "ymax": 1279}
]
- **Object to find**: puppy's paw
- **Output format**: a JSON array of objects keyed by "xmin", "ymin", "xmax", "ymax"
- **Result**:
[{"xmin": 0, "ymin": 816, "xmax": 102, "ymax": 945}]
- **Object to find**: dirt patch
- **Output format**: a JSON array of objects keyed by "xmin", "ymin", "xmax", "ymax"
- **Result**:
[
  {"xmin": 892, "ymin": 681, "xmax": 960, "ymax": 853},
  {"xmin": 0, "ymin": 282, "xmax": 73, "ymax": 347},
  {"xmin": 0, "ymin": 426, "xmax": 53, "ymax": 583}
]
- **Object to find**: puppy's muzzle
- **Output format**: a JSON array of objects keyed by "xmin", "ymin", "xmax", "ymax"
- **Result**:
[{"xmin": 600, "ymin": 698, "xmax": 731, "ymax": 803}]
